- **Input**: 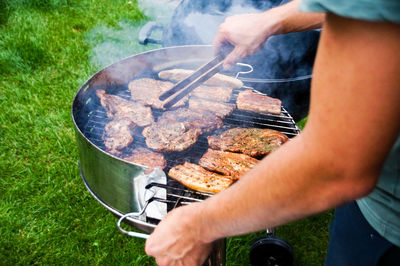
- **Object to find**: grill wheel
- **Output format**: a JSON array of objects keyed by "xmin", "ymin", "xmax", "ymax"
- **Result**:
[{"xmin": 250, "ymin": 234, "xmax": 294, "ymax": 266}]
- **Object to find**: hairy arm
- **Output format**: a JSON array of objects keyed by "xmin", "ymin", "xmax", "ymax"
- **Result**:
[
  {"xmin": 146, "ymin": 14, "xmax": 400, "ymax": 265},
  {"xmin": 214, "ymin": 0, "xmax": 325, "ymax": 68},
  {"xmin": 203, "ymin": 13, "xmax": 400, "ymax": 240}
]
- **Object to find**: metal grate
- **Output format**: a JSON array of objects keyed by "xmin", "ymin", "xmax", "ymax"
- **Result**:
[{"xmin": 81, "ymin": 86, "xmax": 300, "ymax": 223}]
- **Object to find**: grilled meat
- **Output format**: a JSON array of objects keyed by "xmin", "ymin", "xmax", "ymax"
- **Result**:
[
  {"xmin": 168, "ymin": 162, "xmax": 234, "ymax": 194},
  {"xmin": 159, "ymin": 108, "xmax": 223, "ymax": 133},
  {"xmin": 128, "ymin": 78, "xmax": 187, "ymax": 109},
  {"xmin": 188, "ymin": 97, "xmax": 235, "ymax": 119},
  {"xmin": 102, "ymin": 117, "xmax": 138, "ymax": 155},
  {"xmin": 208, "ymin": 127, "xmax": 289, "ymax": 157},
  {"xmin": 236, "ymin": 90, "xmax": 282, "ymax": 115},
  {"xmin": 124, "ymin": 147, "xmax": 166, "ymax": 174},
  {"xmin": 96, "ymin": 89, "xmax": 153, "ymax": 127},
  {"xmin": 199, "ymin": 149, "xmax": 259, "ymax": 179},
  {"xmin": 142, "ymin": 108, "xmax": 222, "ymax": 152},
  {"xmin": 190, "ymin": 85, "xmax": 233, "ymax": 102},
  {"xmin": 142, "ymin": 119, "xmax": 202, "ymax": 152},
  {"xmin": 158, "ymin": 68, "xmax": 243, "ymax": 89}
]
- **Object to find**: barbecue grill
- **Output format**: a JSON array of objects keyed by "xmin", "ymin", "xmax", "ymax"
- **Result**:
[{"xmin": 72, "ymin": 45, "xmax": 300, "ymax": 265}]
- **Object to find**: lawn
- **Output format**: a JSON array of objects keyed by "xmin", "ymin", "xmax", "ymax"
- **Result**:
[{"xmin": 0, "ymin": 0, "xmax": 332, "ymax": 265}]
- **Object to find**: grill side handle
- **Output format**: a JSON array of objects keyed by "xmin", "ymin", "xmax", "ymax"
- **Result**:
[
  {"xmin": 138, "ymin": 21, "xmax": 163, "ymax": 45},
  {"xmin": 117, "ymin": 211, "xmax": 150, "ymax": 239}
]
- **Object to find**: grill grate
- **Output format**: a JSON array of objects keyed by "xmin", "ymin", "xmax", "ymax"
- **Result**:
[{"xmin": 81, "ymin": 85, "xmax": 300, "ymax": 224}]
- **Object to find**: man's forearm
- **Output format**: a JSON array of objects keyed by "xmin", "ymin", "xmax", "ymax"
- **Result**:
[
  {"xmin": 267, "ymin": 0, "xmax": 325, "ymax": 35},
  {"xmin": 198, "ymin": 13, "xmax": 400, "ymax": 243},
  {"xmin": 145, "ymin": 12, "xmax": 400, "ymax": 265}
]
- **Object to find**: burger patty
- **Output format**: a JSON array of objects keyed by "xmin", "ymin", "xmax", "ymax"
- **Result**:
[{"xmin": 208, "ymin": 127, "xmax": 289, "ymax": 158}]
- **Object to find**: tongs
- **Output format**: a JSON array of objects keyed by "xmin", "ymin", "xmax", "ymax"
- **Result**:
[{"xmin": 159, "ymin": 44, "xmax": 234, "ymax": 109}]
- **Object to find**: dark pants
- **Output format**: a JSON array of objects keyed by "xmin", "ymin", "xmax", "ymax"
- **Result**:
[{"xmin": 324, "ymin": 202, "xmax": 400, "ymax": 266}]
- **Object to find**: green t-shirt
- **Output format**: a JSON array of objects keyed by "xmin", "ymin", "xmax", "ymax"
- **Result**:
[
  {"xmin": 299, "ymin": 0, "xmax": 400, "ymax": 247},
  {"xmin": 300, "ymin": 0, "xmax": 400, "ymax": 23},
  {"xmin": 358, "ymin": 136, "xmax": 400, "ymax": 247}
]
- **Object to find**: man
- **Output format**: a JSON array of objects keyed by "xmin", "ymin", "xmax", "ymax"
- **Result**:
[
  {"xmin": 161, "ymin": 0, "xmax": 321, "ymax": 121},
  {"xmin": 145, "ymin": 0, "xmax": 400, "ymax": 265}
]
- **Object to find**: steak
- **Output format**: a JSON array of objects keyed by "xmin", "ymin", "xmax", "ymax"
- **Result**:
[
  {"xmin": 199, "ymin": 149, "xmax": 259, "ymax": 179},
  {"xmin": 142, "ymin": 108, "xmax": 222, "ymax": 152},
  {"xmin": 188, "ymin": 97, "xmax": 236, "ymax": 119},
  {"xmin": 142, "ymin": 119, "xmax": 202, "ymax": 152},
  {"xmin": 102, "ymin": 117, "xmax": 138, "ymax": 155},
  {"xmin": 128, "ymin": 78, "xmax": 187, "ymax": 109},
  {"xmin": 96, "ymin": 89, "xmax": 153, "ymax": 127},
  {"xmin": 208, "ymin": 127, "xmax": 289, "ymax": 157},
  {"xmin": 124, "ymin": 147, "xmax": 166, "ymax": 174},
  {"xmin": 158, "ymin": 68, "xmax": 243, "ymax": 89},
  {"xmin": 168, "ymin": 162, "xmax": 234, "ymax": 194},
  {"xmin": 190, "ymin": 85, "xmax": 233, "ymax": 102},
  {"xmin": 236, "ymin": 89, "xmax": 282, "ymax": 115},
  {"xmin": 159, "ymin": 108, "xmax": 223, "ymax": 134}
]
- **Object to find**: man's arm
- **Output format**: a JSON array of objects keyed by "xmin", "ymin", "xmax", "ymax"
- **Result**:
[
  {"xmin": 213, "ymin": 0, "xmax": 325, "ymax": 68},
  {"xmin": 146, "ymin": 13, "xmax": 400, "ymax": 266}
]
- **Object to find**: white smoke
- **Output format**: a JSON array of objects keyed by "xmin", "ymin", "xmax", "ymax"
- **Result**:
[
  {"xmin": 85, "ymin": 1, "xmax": 182, "ymax": 68},
  {"xmin": 85, "ymin": 20, "xmax": 158, "ymax": 68},
  {"xmin": 137, "ymin": 0, "xmax": 180, "ymax": 24}
]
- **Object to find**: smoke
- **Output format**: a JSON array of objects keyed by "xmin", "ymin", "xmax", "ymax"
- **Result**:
[
  {"xmin": 85, "ymin": 21, "xmax": 149, "ymax": 68},
  {"xmin": 85, "ymin": 1, "xmax": 181, "ymax": 69},
  {"xmin": 83, "ymin": 0, "xmax": 319, "ymax": 121},
  {"xmin": 181, "ymin": 3, "xmax": 268, "ymax": 44},
  {"xmin": 137, "ymin": 0, "xmax": 180, "ymax": 24}
]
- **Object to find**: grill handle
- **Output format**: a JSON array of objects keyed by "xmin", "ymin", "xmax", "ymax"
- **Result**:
[
  {"xmin": 117, "ymin": 191, "xmax": 155, "ymax": 239},
  {"xmin": 117, "ymin": 211, "xmax": 150, "ymax": 239},
  {"xmin": 138, "ymin": 21, "xmax": 163, "ymax": 45}
]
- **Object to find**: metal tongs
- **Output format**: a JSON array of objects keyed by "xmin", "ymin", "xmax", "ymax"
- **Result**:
[{"xmin": 159, "ymin": 44, "xmax": 234, "ymax": 109}]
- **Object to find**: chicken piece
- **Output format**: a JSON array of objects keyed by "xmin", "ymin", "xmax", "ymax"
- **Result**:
[
  {"xmin": 236, "ymin": 89, "xmax": 281, "ymax": 115},
  {"xmin": 168, "ymin": 162, "xmax": 234, "ymax": 194},
  {"xmin": 199, "ymin": 149, "xmax": 259, "ymax": 179}
]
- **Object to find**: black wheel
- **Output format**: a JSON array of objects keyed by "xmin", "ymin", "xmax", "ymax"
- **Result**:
[{"xmin": 249, "ymin": 236, "xmax": 294, "ymax": 266}]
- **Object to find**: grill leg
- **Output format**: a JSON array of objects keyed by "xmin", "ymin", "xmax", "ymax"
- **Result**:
[{"xmin": 203, "ymin": 239, "xmax": 226, "ymax": 266}]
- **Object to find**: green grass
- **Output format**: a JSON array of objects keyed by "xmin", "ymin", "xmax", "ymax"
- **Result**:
[{"xmin": 0, "ymin": 1, "xmax": 331, "ymax": 264}]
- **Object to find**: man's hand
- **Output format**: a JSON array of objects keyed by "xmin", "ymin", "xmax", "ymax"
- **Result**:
[
  {"xmin": 213, "ymin": 12, "xmax": 278, "ymax": 69},
  {"xmin": 145, "ymin": 203, "xmax": 213, "ymax": 266},
  {"xmin": 213, "ymin": 0, "xmax": 324, "ymax": 69}
]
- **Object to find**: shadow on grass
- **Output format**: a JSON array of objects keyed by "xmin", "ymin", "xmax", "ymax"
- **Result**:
[
  {"xmin": 0, "ymin": 36, "xmax": 53, "ymax": 74},
  {"xmin": 0, "ymin": 0, "xmax": 9, "ymax": 25}
]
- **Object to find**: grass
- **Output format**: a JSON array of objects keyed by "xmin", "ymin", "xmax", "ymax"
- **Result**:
[{"xmin": 0, "ymin": 1, "xmax": 331, "ymax": 264}]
